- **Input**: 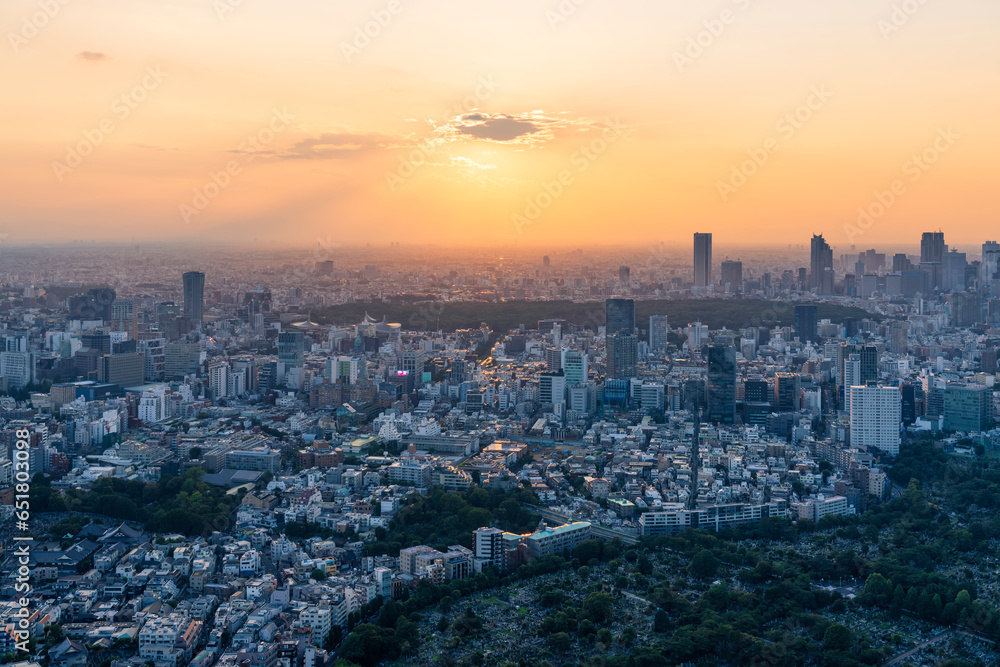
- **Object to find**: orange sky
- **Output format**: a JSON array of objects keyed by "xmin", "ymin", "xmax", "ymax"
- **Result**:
[{"xmin": 1, "ymin": 0, "xmax": 998, "ymax": 251}]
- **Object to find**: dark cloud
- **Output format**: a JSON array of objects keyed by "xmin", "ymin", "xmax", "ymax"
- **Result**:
[
  {"xmin": 456, "ymin": 114, "xmax": 540, "ymax": 142},
  {"xmin": 76, "ymin": 51, "xmax": 109, "ymax": 63}
]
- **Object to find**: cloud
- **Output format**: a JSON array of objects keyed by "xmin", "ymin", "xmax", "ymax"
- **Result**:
[
  {"xmin": 436, "ymin": 111, "xmax": 588, "ymax": 147},
  {"xmin": 458, "ymin": 115, "xmax": 539, "ymax": 142},
  {"xmin": 76, "ymin": 51, "xmax": 109, "ymax": 63},
  {"xmin": 279, "ymin": 131, "xmax": 412, "ymax": 160}
]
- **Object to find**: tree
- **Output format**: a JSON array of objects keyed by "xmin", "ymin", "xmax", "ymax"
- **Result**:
[
  {"xmin": 653, "ymin": 609, "xmax": 670, "ymax": 633},
  {"xmin": 687, "ymin": 549, "xmax": 720, "ymax": 580},
  {"xmin": 822, "ymin": 623, "xmax": 851, "ymax": 651},
  {"xmin": 311, "ymin": 568, "xmax": 326, "ymax": 580},
  {"xmin": 188, "ymin": 446, "xmax": 202, "ymax": 459},
  {"xmin": 582, "ymin": 593, "xmax": 614, "ymax": 625},
  {"xmin": 548, "ymin": 632, "xmax": 572, "ymax": 652},
  {"xmin": 862, "ymin": 573, "xmax": 893, "ymax": 606}
]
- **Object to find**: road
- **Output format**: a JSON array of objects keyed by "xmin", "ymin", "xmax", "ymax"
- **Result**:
[{"xmin": 882, "ymin": 630, "xmax": 952, "ymax": 666}]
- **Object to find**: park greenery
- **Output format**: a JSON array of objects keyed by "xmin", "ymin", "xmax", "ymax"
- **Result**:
[
  {"xmin": 316, "ymin": 299, "xmax": 877, "ymax": 335},
  {"xmin": 33, "ymin": 468, "xmax": 239, "ymax": 536}
]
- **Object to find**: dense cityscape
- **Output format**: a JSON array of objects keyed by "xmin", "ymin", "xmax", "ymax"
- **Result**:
[{"xmin": 0, "ymin": 233, "xmax": 997, "ymax": 667}]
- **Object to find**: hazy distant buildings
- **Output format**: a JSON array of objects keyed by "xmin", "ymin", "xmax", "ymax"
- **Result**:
[
  {"xmin": 720, "ymin": 260, "xmax": 743, "ymax": 292},
  {"xmin": 183, "ymin": 271, "xmax": 205, "ymax": 327},
  {"xmin": 693, "ymin": 233, "xmax": 712, "ymax": 287},
  {"xmin": 982, "ymin": 241, "xmax": 1000, "ymax": 294}
]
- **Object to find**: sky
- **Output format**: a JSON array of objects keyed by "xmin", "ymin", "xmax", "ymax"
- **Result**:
[{"xmin": 1, "ymin": 0, "xmax": 998, "ymax": 252}]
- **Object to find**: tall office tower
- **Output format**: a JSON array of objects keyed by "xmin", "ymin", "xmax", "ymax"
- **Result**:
[
  {"xmin": 605, "ymin": 298, "xmax": 635, "ymax": 336},
  {"xmin": 606, "ymin": 333, "xmax": 638, "ymax": 379},
  {"xmin": 810, "ymin": 234, "xmax": 834, "ymax": 293},
  {"xmin": 942, "ymin": 249, "xmax": 967, "ymax": 293},
  {"xmin": 648, "ymin": 315, "xmax": 668, "ymax": 352},
  {"xmin": 920, "ymin": 231, "xmax": 946, "ymax": 263},
  {"xmin": 693, "ymin": 233, "xmax": 712, "ymax": 287},
  {"xmin": 542, "ymin": 255, "xmax": 551, "ymax": 267},
  {"xmin": 982, "ymin": 241, "xmax": 1000, "ymax": 294},
  {"xmin": 277, "ymin": 331, "xmax": 305, "ymax": 367},
  {"xmin": 920, "ymin": 231, "xmax": 946, "ymax": 291},
  {"xmin": 561, "ymin": 350, "xmax": 588, "ymax": 384},
  {"xmin": 794, "ymin": 305, "xmax": 818, "ymax": 343},
  {"xmin": 797, "ymin": 268, "xmax": 808, "ymax": 291},
  {"xmin": 774, "ymin": 373, "xmax": 801, "ymax": 413},
  {"xmin": 545, "ymin": 347, "xmax": 563, "ymax": 372},
  {"xmin": 720, "ymin": 260, "xmax": 743, "ymax": 291},
  {"xmin": 889, "ymin": 320, "xmax": 909, "ymax": 355},
  {"xmin": 706, "ymin": 344, "xmax": 736, "ymax": 424},
  {"xmin": 619, "ymin": 266, "xmax": 631, "ymax": 283},
  {"xmin": 892, "ymin": 253, "xmax": 913, "ymax": 272},
  {"xmin": 842, "ymin": 354, "xmax": 861, "ymax": 414},
  {"xmin": 850, "ymin": 385, "xmax": 901, "ymax": 455},
  {"xmin": 951, "ymin": 292, "xmax": 983, "ymax": 328},
  {"xmin": 838, "ymin": 343, "xmax": 878, "ymax": 389},
  {"xmin": 182, "ymin": 271, "xmax": 206, "ymax": 326}
]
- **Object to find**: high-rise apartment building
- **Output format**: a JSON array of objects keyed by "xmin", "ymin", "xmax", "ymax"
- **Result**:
[
  {"xmin": 850, "ymin": 385, "xmax": 901, "ymax": 455},
  {"xmin": 706, "ymin": 344, "xmax": 736, "ymax": 424}
]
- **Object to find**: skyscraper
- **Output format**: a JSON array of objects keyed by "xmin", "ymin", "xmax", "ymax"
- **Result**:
[
  {"xmin": 693, "ymin": 233, "xmax": 712, "ymax": 287},
  {"xmin": 920, "ymin": 231, "xmax": 946, "ymax": 264},
  {"xmin": 605, "ymin": 298, "xmax": 635, "ymax": 336},
  {"xmin": 706, "ymin": 344, "xmax": 736, "ymax": 424},
  {"xmin": 794, "ymin": 304, "xmax": 818, "ymax": 343},
  {"xmin": 619, "ymin": 266, "xmax": 631, "ymax": 283},
  {"xmin": 810, "ymin": 234, "xmax": 834, "ymax": 293},
  {"xmin": 648, "ymin": 315, "xmax": 668, "ymax": 352},
  {"xmin": 920, "ymin": 231, "xmax": 946, "ymax": 291},
  {"xmin": 182, "ymin": 271, "xmax": 206, "ymax": 326},
  {"xmin": 981, "ymin": 241, "xmax": 1000, "ymax": 293},
  {"xmin": 720, "ymin": 260, "xmax": 743, "ymax": 291},
  {"xmin": 606, "ymin": 333, "xmax": 638, "ymax": 379}
]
